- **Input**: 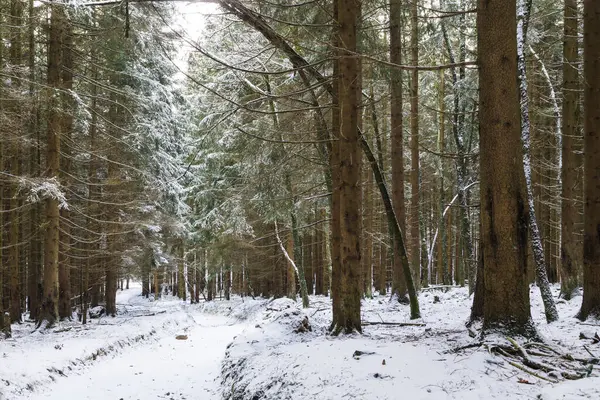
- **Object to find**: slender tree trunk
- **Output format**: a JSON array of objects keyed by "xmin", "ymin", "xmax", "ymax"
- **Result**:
[
  {"xmin": 27, "ymin": 0, "xmax": 41, "ymax": 322},
  {"xmin": 188, "ymin": 256, "xmax": 195, "ymax": 304},
  {"xmin": 469, "ymin": 232, "xmax": 485, "ymax": 323},
  {"xmin": 224, "ymin": 263, "xmax": 231, "ymax": 301},
  {"xmin": 390, "ymin": 0, "xmax": 407, "ymax": 300},
  {"xmin": 305, "ymin": 232, "xmax": 314, "ymax": 295},
  {"xmin": 8, "ymin": 0, "xmax": 24, "ymax": 324},
  {"xmin": 478, "ymin": 0, "xmax": 535, "ymax": 336},
  {"xmin": 314, "ymin": 218, "xmax": 324, "ymax": 295},
  {"xmin": 58, "ymin": 21, "xmax": 74, "ymax": 321},
  {"xmin": 38, "ymin": 5, "xmax": 64, "ymax": 328},
  {"xmin": 579, "ymin": 0, "xmax": 600, "ymax": 320},
  {"xmin": 516, "ymin": 0, "xmax": 559, "ymax": 323},
  {"xmin": 178, "ymin": 243, "xmax": 186, "ymax": 301},
  {"xmin": 409, "ymin": 0, "xmax": 421, "ymax": 292},
  {"xmin": 561, "ymin": 0, "xmax": 582, "ymax": 300},
  {"xmin": 329, "ymin": 0, "xmax": 342, "ymax": 329},
  {"xmin": 363, "ymin": 159, "xmax": 374, "ymax": 297},
  {"xmin": 286, "ymin": 231, "xmax": 296, "ymax": 300}
]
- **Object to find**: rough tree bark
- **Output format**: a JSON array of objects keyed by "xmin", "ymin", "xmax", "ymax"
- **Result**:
[
  {"xmin": 478, "ymin": 0, "xmax": 535, "ymax": 336},
  {"xmin": 579, "ymin": 0, "xmax": 600, "ymax": 320},
  {"xmin": 331, "ymin": 0, "xmax": 362, "ymax": 334}
]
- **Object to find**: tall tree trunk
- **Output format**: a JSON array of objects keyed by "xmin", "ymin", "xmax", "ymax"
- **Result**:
[
  {"xmin": 409, "ymin": 0, "xmax": 421, "ymax": 292},
  {"xmin": 441, "ymin": 13, "xmax": 475, "ymax": 294},
  {"xmin": 390, "ymin": 0, "xmax": 407, "ymax": 300},
  {"xmin": 329, "ymin": 0, "xmax": 342, "ymax": 328},
  {"xmin": 516, "ymin": 0, "xmax": 559, "ymax": 323},
  {"xmin": 332, "ymin": 0, "xmax": 362, "ymax": 334},
  {"xmin": 27, "ymin": 0, "xmax": 41, "ymax": 322},
  {"xmin": 478, "ymin": 0, "xmax": 535, "ymax": 335},
  {"xmin": 560, "ymin": 0, "xmax": 582, "ymax": 300},
  {"xmin": 436, "ymin": 69, "xmax": 446, "ymax": 287},
  {"xmin": 579, "ymin": 0, "xmax": 600, "ymax": 320},
  {"xmin": 38, "ymin": 5, "xmax": 64, "ymax": 328},
  {"xmin": 363, "ymin": 159, "xmax": 374, "ymax": 297},
  {"xmin": 58, "ymin": 21, "xmax": 74, "ymax": 321},
  {"xmin": 8, "ymin": 0, "xmax": 24, "ymax": 324}
]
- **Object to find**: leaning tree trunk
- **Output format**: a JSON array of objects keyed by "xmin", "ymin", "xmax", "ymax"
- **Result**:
[
  {"xmin": 579, "ymin": 0, "xmax": 600, "ymax": 320},
  {"xmin": 516, "ymin": 0, "xmax": 559, "ymax": 323},
  {"xmin": 217, "ymin": 0, "xmax": 420, "ymax": 319}
]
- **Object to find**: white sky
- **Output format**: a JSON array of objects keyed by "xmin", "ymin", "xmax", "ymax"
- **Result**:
[
  {"xmin": 173, "ymin": 1, "xmax": 219, "ymax": 77},
  {"xmin": 177, "ymin": 1, "xmax": 219, "ymax": 42}
]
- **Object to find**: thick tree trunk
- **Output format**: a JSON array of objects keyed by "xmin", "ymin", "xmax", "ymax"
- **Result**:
[
  {"xmin": 478, "ymin": 0, "xmax": 534, "ymax": 336},
  {"xmin": 579, "ymin": 0, "xmax": 600, "ymax": 320},
  {"xmin": 331, "ymin": 0, "xmax": 362, "ymax": 335},
  {"xmin": 560, "ymin": 0, "xmax": 582, "ymax": 300}
]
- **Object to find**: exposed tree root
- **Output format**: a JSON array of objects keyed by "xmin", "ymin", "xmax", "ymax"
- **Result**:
[{"xmin": 476, "ymin": 336, "xmax": 598, "ymax": 384}]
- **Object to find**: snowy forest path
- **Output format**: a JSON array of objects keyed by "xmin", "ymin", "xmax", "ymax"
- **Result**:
[
  {"xmin": 14, "ymin": 291, "xmax": 246, "ymax": 400},
  {"xmin": 28, "ymin": 313, "xmax": 243, "ymax": 400}
]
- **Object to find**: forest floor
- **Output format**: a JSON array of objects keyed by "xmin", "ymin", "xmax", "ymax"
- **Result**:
[
  {"xmin": 2, "ymin": 284, "xmax": 600, "ymax": 400},
  {"xmin": 217, "ymin": 285, "xmax": 600, "ymax": 400}
]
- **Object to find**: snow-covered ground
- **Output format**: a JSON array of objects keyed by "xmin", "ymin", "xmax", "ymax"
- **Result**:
[
  {"xmin": 3, "ymin": 283, "xmax": 600, "ymax": 400},
  {"xmin": 220, "ymin": 286, "xmax": 600, "ymax": 400}
]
